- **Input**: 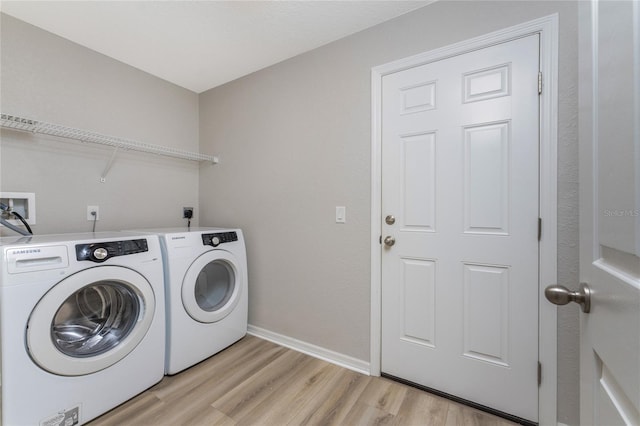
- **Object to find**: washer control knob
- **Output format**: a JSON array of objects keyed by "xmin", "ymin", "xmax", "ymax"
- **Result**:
[
  {"xmin": 211, "ymin": 236, "xmax": 221, "ymax": 247},
  {"xmin": 93, "ymin": 247, "xmax": 108, "ymax": 260}
]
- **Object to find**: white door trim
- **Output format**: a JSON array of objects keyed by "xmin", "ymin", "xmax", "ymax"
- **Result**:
[{"xmin": 370, "ymin": 15, "xmax": 558, "ymax": 425}]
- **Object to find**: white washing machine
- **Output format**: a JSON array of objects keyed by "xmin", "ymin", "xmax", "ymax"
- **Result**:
[
  {"xmin": 130, "ymin": 227, "xmax": 248, "ymax": 375},
  {"xmin": 0, "ymin": 232, "xmax": 165, "ymax": 426}
]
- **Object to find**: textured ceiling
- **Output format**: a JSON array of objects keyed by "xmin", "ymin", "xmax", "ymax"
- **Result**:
[{"xmin": 1, "ymin": 1, "xmax": 431, "ymax": 93}]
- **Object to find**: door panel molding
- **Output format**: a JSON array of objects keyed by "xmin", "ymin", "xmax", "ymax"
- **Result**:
[{"xmin": 370, "ymin": 14, "xmax": 558, "ymax": 425}]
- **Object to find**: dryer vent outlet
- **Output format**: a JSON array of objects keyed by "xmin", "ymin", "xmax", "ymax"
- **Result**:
[{"xmin": 183, "ymin": 207, "xmax": 194, "ymax": 219}]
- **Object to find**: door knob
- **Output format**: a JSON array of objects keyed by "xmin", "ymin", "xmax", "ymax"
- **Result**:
[
  {"xmin": 384, "ymin": 236, "xmax": 396, "ymax": 247},
  {"xmin": 544, "ymin": 283, "xmax": 591, "ymax": 313},
  {"xmin": 385, "ymin": 215, "xmax": 396, "ymax": 225}
]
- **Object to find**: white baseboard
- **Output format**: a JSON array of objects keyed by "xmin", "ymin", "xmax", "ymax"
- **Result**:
[{"xmin": 247, "ymin": 324, "xmax": 370, "ymax": 376}]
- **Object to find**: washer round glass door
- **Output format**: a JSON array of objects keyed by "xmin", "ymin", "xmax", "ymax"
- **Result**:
[
  {"xmin": 27, "ymin": 266, "xmax": 155, "ymax": 376},
  {"xmin": 182, "ymin": 250, "xmax": 242, "ymax": 323}
]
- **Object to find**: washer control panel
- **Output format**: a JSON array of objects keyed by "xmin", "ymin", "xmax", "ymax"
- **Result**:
[
  {"xmin": 76, "ymin": 238, "xmax": 149, "ymax": 263},
  {"xmin": 202, "ymin": 232, "xmax": 238, "ymax": 247}
]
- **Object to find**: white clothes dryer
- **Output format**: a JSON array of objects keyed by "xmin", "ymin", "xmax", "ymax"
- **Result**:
[
  {"xmin": 131, "ymin": 227, "xmax": 248, "ymax": 375},
  {"xmin": 0, "ymin": 232, "xmax": 165, "ymax": 426}
]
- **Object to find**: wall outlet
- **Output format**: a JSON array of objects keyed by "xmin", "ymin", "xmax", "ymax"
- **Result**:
[
  {"xmin": 87, "ymin": 205, "xmax": 99, "ymax": 221},
  {"xmin": 183, "ymin": 207, "xmax": 194, "ymax": 219}
]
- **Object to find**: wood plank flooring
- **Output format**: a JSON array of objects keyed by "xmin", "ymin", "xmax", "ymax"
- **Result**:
[{"xmin": 88, "ymin": 335, "xmax": 520, "ymax": 426}]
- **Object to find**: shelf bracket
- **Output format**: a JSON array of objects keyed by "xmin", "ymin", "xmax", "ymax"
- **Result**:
[{"xmin": 100, "ymin": 147, "xmax": 119, "ymax": 183}]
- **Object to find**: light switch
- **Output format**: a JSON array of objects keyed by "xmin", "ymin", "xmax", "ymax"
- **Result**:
[{"xmin": 336, "ymin": 206, "xmax": 346, "ymax": 223}]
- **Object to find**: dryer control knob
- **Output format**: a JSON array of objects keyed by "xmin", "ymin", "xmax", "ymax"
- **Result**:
[
  {"xmin": 211, "ymin": 236, "xmax": 221, "ymax": 247},
  {"xmin": 93, "ymin": 247, "xmax": 109, "ymax": 260}
]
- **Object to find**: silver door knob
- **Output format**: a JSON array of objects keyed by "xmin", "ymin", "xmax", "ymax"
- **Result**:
[
  {"xmin": 385, "ymin": 215, "xmax": 396, "ymax": 225},
  {"xmin": 544, "ymin": 283, "xmax": 591, "ymax": 313},
  {"xmin": 384, "ymin": 236, "xmax": 395, "ymax": 247}
]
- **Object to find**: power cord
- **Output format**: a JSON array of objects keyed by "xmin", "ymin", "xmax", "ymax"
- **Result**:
[
  {"xmin": 184, "ymin": 208, "xmax": 193, "ymax": 230},
  {"xmin": 91, "ymin": 210, "xmax": 97, "ymax": 232}
]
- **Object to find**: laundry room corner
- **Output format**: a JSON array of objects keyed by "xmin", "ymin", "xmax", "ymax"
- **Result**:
[
  {"xmin": 198, "ymin": 73, "xmax": 372, "ymax": 364},
  {"xmin": 0, "ymin": 13, "xmax": 202, "ymax": 236}
]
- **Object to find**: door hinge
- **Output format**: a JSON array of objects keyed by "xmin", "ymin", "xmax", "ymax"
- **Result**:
[
  {"xmin": 538, "ymin": 361, "xmax": 542, "ymax": 386},
  {"xmin": 379, "ymin": 235, "xmax": 382, "ymax": 245},
  {"xmin": 538, "ymin": 217, "xmax": 542, "ymax": 241},
  {"xmin": 538, "ymin": 72, "xmax": 543, "ymax": 95}
]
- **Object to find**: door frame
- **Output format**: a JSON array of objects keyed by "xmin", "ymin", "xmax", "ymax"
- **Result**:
[{"xmin": 370, "ymin": 15, "xmax": 559, "ymax": 425}]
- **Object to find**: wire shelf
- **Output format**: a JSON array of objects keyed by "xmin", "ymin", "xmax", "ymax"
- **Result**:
[{"xmin": 0, "ymin": 113, "xmax": 218, "ymax": 164}]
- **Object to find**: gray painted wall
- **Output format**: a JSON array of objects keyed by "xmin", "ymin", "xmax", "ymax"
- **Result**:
[
  {"xmin": 199, "ymin": 2, "xmax": 579, "ymax": 425},
  {"xmin": 1, "ymin": 14, "xmax": 201, "ymax": 236}
]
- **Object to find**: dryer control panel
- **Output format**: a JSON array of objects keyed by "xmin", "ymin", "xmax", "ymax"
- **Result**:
[
  {"xmin": 202, "ymin": 232, "xmax": 238, "ymax": 247},
  {"xmin": 76, "ymin": 238, "xmax": 149, "ymax": 263}
]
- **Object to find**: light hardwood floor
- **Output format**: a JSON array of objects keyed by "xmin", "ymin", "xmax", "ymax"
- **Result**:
[{"xmin": 89, "ymin": 335, "xmax": 520, "ymax": 426}]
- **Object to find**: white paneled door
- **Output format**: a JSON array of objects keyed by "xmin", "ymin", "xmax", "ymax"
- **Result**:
[
  {"xmin": 578, "ymin": 1, "xmax": 640, "ymax": 425},
  {"xmin": 381, "ymin": 35, "xmax": 540, "ymax": 422}
]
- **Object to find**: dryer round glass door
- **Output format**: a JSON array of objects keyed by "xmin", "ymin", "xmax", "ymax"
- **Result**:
[
  {"xmin": 182, "ymin": 250, "xmax": 242, "ymax": 323},
  {"xmin": 26, "ymin": 266, "xmax": 156, "ymax": 376}
]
